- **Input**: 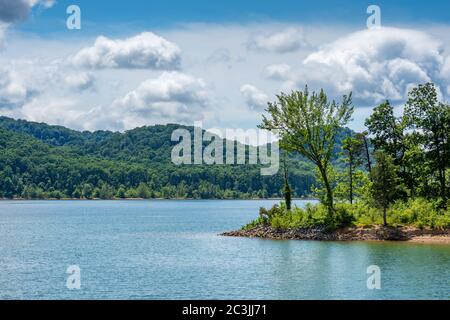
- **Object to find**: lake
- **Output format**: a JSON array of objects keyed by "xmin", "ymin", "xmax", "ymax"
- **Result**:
[{"xmin": 0, "ymin": 200, "xmax": 448, "ymax": 299}]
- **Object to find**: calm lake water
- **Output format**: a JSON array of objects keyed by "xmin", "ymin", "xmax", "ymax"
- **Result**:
[{"xmin": 0, "ymin": 200, "xmax": 449, "ymax": 300}]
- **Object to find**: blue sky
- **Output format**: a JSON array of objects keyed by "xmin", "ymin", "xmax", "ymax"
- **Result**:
[
  {"xmin": 20, "ymin": 0, "xmax": 450, "ymax": 32},
  {"xmin": 1, "ymin": 0, "xmax": 450, "ymax": 138}
]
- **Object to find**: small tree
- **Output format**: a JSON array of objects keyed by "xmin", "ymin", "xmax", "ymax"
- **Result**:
[
  {"xmin": 259, "ymin": 87, "xmax": 353, "ymax": 221},
  {"xmin": 116, "ymin": 186, "xmax": 127, "ymax": 199},
  {"xmin": 371, "ymin": 151, "xmax": 399, "ymax": 226},
  {"xmin": 98, "ymin": 183, "xmax": 114, "ymax": 200},
  {"xmin": 136, "ymin": 182, "xmax": 152, "ymax": 199},
  {"xmin": 82, "ymin": 183, "xmax": 94, "ymax": 199}
]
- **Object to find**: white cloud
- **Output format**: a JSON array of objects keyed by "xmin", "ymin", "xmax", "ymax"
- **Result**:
[
  {"xmin": 0, "ymin": 68, "xmax": 31, "ymax": 109},
  {"xmin": 17, "ymin": 97, "xmax": 83, "ymax": 128},
  {"xmin": 248, "ymin": 28, "xmax": 306, "ymax": 53},
  {"xmin": 207, "ymin": 48, "xmax": 232, "ymax": 64},
  {"xmin": 64, "ymin": 72, "xmax": 95, "ymax": 91},
  {"xmin": 0, "ymin": 0, "xmax": 31, "ymax": 23},
  {"xmin": 3, "ymin": 23, "xmax": 450, "ymax": 133},
  {"xmin": 302, "ymin": 27, "xmax": 444, "ymax": 105},
  {"xmin": 38, "ymin": 0, "xmax": 55, "ymax": 9},
  {"xmin": 5, "ymin": 70, "xmax": 211, "ymax": 132},
  {"xmin": 0, "ymin": 0, "xmax": 55, "ymax": 23},
  {"xmin": 0, "ymin": 23, "xmax": 350, "ymax": 131},
  {"xmin": 109, "ymin": 71, "xmax": 210, "ymax": 129},
  {"xmin": 0, "ymin": 0, "xmax": 55, "ymax": 48},
  {"xmin": 264, "ymin": 63, "xmax": 292, "ymax": 80},
  {"xmin": 440, "ymin": 55, "xmax": 450, "ymax": 78},
  {"xmin": 69, "ymin": 32, "xmax": 181, "ymax": 70},
  {"xmin": 0, "ymin": 22, "xmax": 7, "ymax": 47},
  {"xmin": 240, "ymin": 84, "xmax": 269, "ymax": 110}
]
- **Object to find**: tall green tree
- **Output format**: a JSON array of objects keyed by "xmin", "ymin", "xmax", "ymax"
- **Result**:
[
  {"xmin": 405, "ymin": 83, "xmax": 450, "ymax": 205},
  {"xmin": 371, "ymin": 151, "xmax": 399, "ymax": 226},
  {"xmin": 341, "ymin": 135, "xmax": 364, "ymax": 204},
  {"xmin": 365, "ymin": 100, "xmax": 406, "ymax": 164},
  {"xmin": 358, "ymin": 131, "xmax": 372, "ymax": 175},
  {"xmin": 365, "ymin": 100, "xmax": 412, "ymax": 196},
  {"xmin": 259, "ymin": 87, "xmax": 353, "ymax": 220}
]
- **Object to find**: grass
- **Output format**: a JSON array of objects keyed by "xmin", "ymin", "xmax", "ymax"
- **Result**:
[{"xmin": 243, "ymin": 198, "xmax": 450, "ymax": 231}]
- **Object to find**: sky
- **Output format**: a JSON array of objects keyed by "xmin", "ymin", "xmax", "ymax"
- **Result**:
[{"xmin": 1, "ymin": 0, "xmax": 450, "ymax": 136}]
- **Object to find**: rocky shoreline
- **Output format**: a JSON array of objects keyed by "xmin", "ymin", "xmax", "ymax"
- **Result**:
[{"xmin": 221, "ymin": 225, "xmax": 450, "ymax": 243}]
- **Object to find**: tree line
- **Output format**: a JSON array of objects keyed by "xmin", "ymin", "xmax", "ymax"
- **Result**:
[
  {"xmin": 261, "ymin": 82, "xmax": 449, "ymax": 227},
  {"xmin": 0, "ymin": 118, "xmax": 320, "ymax": 199}
]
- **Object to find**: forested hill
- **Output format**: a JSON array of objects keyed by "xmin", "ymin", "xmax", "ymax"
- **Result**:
[{"xmin": 0, "ymin": 116, "xmax": 351, "ymax": 199}]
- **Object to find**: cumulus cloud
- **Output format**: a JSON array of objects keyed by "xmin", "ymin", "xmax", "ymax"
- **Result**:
[
  {"xmin": 0, "ymin": 0, "xmax": 55, "ymax": 23},
  {"xmin": 248, "ymin": 28, "xmax": 306, "ymax": 53},
  {"xmin": 0, "ymin": 0, "xmax": 31, "ymax": 23},
  {"xmin": 264, "ymin": 63, "xmax": 292, "ymax": 80},
  {"xmin": 4, "ymin": 23, "xmax": 450, "ymax": 133},
  {"xmin": 64, "ymin": 72, "xmax": 95, "ymax": 91},
  {"xmin": 16, "ymin": 97, "xmax": 84, "ymax": 129},
  {"xmin": 207, "ymin": 48, "xmax": 232, "ymax": 64},
  {"xmin": 240, "ymin": 84, "xmax": 269, "ymax": 110},
  {"xmin": 302, "ymin": 27, "xmax": 445, "ymax": 105},
  {"xmin": 110, "ymin": 71, "xmax": 210, "ymax": 129},
  {"xmin": 0, "ymin": 68, "xmax": 31, "ymax": 109},
  {"xmin": 0, "ymin": 23, "xmax": 7, "ymax": 47},
  {"xmin": 69, "ymin": 32, "xmax": 181, "ymax": 70},
  {"xmin": 8, "ymin": 72, "xmax": 211, "ymax": 131},
  {"xmin": 0, "ymin": 0, "xmax": 55, "ymax": 48},
  {"xmin": 440, "ymin": 55, "xmax": 450, "ymax": 78},
  {"xmin": 38, "ymin": 0, "xmax": 55, "ymax": 9}
]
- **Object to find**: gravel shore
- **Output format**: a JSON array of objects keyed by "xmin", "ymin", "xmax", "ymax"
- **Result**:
[{"xmin": 221, "ymin": 225, "xmax": 450, "ymax": 243}]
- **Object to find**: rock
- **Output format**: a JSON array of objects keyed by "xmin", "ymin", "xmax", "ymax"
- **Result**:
[{"xmin": 220, "ymin": 225, "xmax": 450, "ymax": 242}]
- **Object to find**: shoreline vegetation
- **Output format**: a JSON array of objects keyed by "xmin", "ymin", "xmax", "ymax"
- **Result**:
[
  {"xmin": 226, "ymin": 83, "xmax": 450, "ymax": 243},
  {"xmin": 0, "ymin": 197, "xmax": 317, "ymax": 201},
  {"xmin": 1, "ymin": 83, "xmax": 449, "ymax": 245},
  {"xmin": 221, "ymin": 201, "xmax": 450, "ymax": 243},
  {"xmin": 0, "ymin": 117, "xmax": 321, "ymax": 201}
]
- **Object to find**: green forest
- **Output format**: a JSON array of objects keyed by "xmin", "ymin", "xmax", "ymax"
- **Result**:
[
  {"xmin": 0, "ymin": 115, "xmax": 351, "ymax": 200},
  {"xmin": 1, "ymin": 81, "xmax": 449, "ymax": 230},
  {"xmin": 246, "ymin": 82, "xmax": 450, "ymax": 229}
]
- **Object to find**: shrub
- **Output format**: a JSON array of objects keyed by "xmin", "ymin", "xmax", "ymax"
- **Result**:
[
  {"xmin": 253, "ymin": 203, "xmax": 332, "ymax": 230},
  {"xmin": 334, "ymin": 203, "xmax": 356, "ymax": 228},
  {"xmin": 242, "ymin": 217, "xmax": 266, "ymax": 231},
  {"xmin": 242, "ymin": 199, "xmax": 450, "ymax": 231},
  {"xmin": 270, "ymin": 215, "xmax": 285, "ymax": 230},
  {"xmin": 349, "ymin": 202, "xmax": 382, "ymax": 227},
  {"xmin": 391, "ymin": 198, "xmax": 450, "ymax": 229},
  {"xmin": 259, "ymin": 205, "xmax": 283, "ymax": 224}
]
